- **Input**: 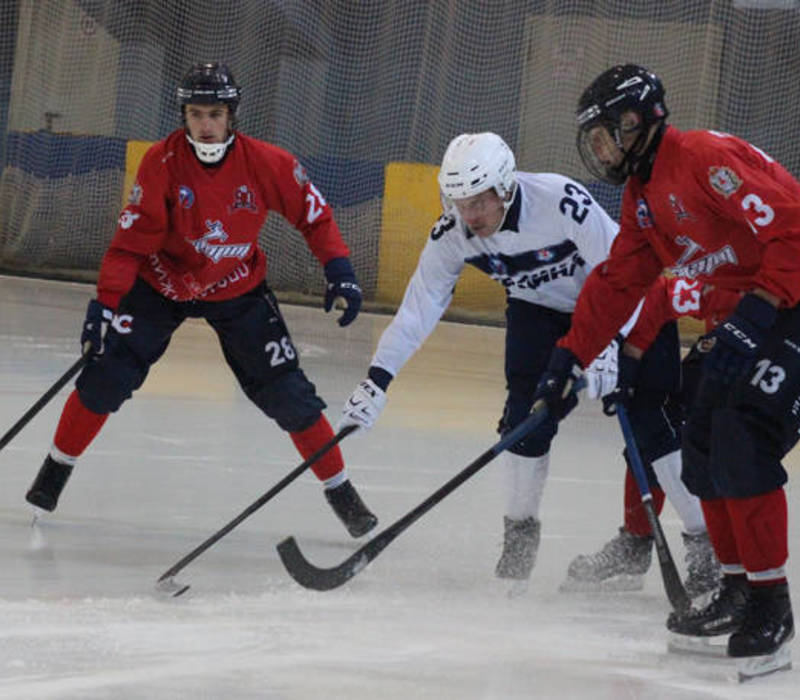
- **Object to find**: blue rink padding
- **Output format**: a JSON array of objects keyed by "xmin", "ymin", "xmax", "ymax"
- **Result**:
[
  {"xmin": 3, "ymin": 131, "xmax": 385, "ymax": 210},
  {"xmin": 4, "ymin": 131, "xmax": 127, "ymax": 178}
]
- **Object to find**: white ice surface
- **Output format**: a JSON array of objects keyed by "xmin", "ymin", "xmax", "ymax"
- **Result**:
[{"xmin": 0, "ymin": 274, "xmax": 797, "ymax": 699}]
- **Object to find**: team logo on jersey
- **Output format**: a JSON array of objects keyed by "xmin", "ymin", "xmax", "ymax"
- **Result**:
[
  {"xmin": 179, "ymin": 185, "xmax": 195, "ymax": 209},
  {"xmin": 118, "ymin": 210, "xmax": 140, "ymax": 229},
  {"xmin": 674, "ymin": 235, "xmax": 704, "ymax": 266},
  {"xmin": 535, "ymin": 248, "xmax": 554, "ymax": 262},
  {"xmin": 670, "ymin": 244, "xmax": 738, "ymax": 279},
  {"xmin": 128, "ymin": 181, "xmax": 142, "ymax": 206},
  {"xmin": 668, "ymin": 194, "xmax": 693, "ymax": 222},
  {"xmin": 487, "ymin": 255, "xmax": 508, "ymax": 276},
  {"xmin": 229, "ymin": 185, "xmax": 258, "ymax": 213},
  {"xmin": 708, "ymin": 166, "xmax": 742, "ymax": 198},
  {"xmin": 293, "ymin": 159, "xmax": 309, "ymax": 187},
  {"xmin": 635, "ymin": 198, "xmax": 653, "ymax": 228},
  {"xmin": 188, "ymin": 220, "xmax": 252, "ymax": 263}
]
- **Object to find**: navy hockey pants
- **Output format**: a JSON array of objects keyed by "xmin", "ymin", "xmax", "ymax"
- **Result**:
[{"xmin": 77, "ymin": 279, "xmax": 325, "ymax": 432}]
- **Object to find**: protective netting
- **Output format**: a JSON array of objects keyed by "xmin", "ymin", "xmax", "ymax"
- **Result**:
[{"xmin": 1, "ymin": 1, "xmax": 799, "ymax": 321}]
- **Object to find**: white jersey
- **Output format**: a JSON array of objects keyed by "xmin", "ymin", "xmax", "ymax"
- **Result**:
[{"xmin": 372, "ymin": 172, "xmax": 619, "ymax": 377}]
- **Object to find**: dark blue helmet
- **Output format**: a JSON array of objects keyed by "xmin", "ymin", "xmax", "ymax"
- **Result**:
[{"xmin": 177, "ymin": 62, "xmax": 241, "ymax": 114}]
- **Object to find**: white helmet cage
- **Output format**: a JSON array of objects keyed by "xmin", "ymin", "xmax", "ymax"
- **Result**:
[{"xmin": 438, "ymin": 132, "xmax": 517, "ymax": 209}]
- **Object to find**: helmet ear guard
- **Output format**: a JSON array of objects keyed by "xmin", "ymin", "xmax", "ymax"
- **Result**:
[{"xmin": 438, "ymin": 132, "xmax": 517, "ymax": 209}]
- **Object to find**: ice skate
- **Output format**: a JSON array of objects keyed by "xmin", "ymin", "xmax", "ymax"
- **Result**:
[
  {"xmin": 325, "ymin": 480, "xmax": 378, "ymax": 538},
  {"xmin": 729, "ymin": 582, "xmax": 794, "ymax": 682},
  {"xmin": 25, "ymin": 456, "xmax": 74, "ymax": 512},
  {"xmin": 560, "ymin": 526, "xmax": 652, "ymax": 592},
  {"xmin": 666, "ymin": 574, "xmax": 749, "ymax": 656},
  {"xmin": 495, "ymin": 516, "xmax": 541, "ymax": 583},
  {"xmin": 682, "ymin": 531, "xmax": 721, "ymax": 599}
]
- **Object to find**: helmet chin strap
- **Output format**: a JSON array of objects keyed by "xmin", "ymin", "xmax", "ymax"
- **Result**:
[{"xmin": 186, "ymin": 132, "xmax": 235, "ymax": 164}]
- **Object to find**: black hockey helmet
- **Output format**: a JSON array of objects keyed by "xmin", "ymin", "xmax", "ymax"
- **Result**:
[
  {"xmin": 177, "ymin": 62, "xmax": 241, "ymax": 114},
  {"xmin": 576, "ymin": 64, "xmax": 668, "ymax": 184}
]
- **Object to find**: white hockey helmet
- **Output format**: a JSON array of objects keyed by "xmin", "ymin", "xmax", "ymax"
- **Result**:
[{"xmin": 438, "ymin": 132, "xmax": 517, "ymax": 208}]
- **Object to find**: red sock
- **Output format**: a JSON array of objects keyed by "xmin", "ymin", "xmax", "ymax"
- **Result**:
[
  {"xmin": 52, "ymin": 390, "xmax": 109, "ymax": 459},
  {"xmin": 700, "ymin": 498, "xmax": 739, "ymax": 566},
  {"xmin": 624, "ymin": 467, "xmax": 665, "ymax": 536},
  {"xmin": 726, "ymin": 489, "xmax": 788, "ymax": 584},
  {"xmin": 289, "ymin": 415, "xmax": 344, "ymax": 482}
]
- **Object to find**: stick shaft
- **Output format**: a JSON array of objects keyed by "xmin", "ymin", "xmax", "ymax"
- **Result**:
[
  {"xmin": 0, "ymin": 354, "xmax": 88, "ymax": 452},
  {"xmin": 157, "ymin": 425, "xmax": 356, "ymax": 582}
]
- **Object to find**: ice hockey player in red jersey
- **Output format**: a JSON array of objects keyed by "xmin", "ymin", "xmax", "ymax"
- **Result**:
[
  {"xmin": 25, "ymin": 62, "xmax": 377, "ymax": 539},
  {"xmin": 531, "ymin": 64, "xmax": 795, "ymax": 679}
]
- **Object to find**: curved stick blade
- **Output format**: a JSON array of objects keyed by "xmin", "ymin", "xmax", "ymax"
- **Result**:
[{"xmin": 277, "ymin": 537, "xmax": 370, "ymax": 591}]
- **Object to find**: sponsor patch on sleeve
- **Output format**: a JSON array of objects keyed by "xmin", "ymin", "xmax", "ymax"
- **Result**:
[
  {"xmin": 708, "ymin": 166, "xmax": 742, "ymax": 198},
  {"xmin": 293, "ymin": 159, "xmax": 310, "ymax": 187}
]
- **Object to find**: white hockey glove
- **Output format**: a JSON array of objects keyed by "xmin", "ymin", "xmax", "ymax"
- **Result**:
[
  {"xmin": 584, "ymin": 336, "xmax": 620, "ymax": 400},
  {"xmin": 337, "ymin": 378, "xmax": 387, "ymax": 433}
]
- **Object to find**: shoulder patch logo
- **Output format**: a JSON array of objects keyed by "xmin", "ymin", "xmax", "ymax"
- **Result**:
[
  {"xmin": 293, "ymin": 159, "xmax": 310, "ymax": 187},
  {"xmin": 708, "ymin": 166, "xmax": 742, "ymax": 198},
  {"xmin": 128, "ymin": 181, "xmax": 142, "ymax": 206}
]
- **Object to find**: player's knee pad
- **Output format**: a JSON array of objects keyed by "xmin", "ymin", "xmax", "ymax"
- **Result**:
[
  {"xmin": 709, "ymin": 407, "xmax": 788, "ymax": 498},
  {"xmin": 499, "ymin": 394, "xmax": 555, "ymax": 457},
  {"xmin": 248, "ymin": 368, "xmax": 326, "ymax": 432},
  {"xmin": 75, "ymin": 356, "xmax": 143, "ymax": 414}
]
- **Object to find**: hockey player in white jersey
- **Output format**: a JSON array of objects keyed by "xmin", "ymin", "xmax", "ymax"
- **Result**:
[{"xmin": 339, "ymin": 132, "xmax": 716, "ymax": 591}]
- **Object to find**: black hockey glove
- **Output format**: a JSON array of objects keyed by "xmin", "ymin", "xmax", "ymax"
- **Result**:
[
  {"xmin": 705, "ymin": 293, "xmax": 777, "ymax": 385},
  {"xmin": 80, "ymin": 299, "xmax": 114, "ymax": 355},
  {"xmin": 324, "ymin": 257, "xmax": 362, "ymax": 327},
  {"xmin": 531, "ymin": 347, "xmax": 583, "ymax": 422},
  {"xmin": 602, "ymin": 346, "xmax": 641, "ymax": 416}
]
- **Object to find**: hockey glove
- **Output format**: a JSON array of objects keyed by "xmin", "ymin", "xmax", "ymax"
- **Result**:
[
  {"xmin": 80, "ymin": 299, "xmax": 114, "ymax": 356},
  {"xmin": 585, "ymin": 335, "xmax": 621, "ymax": 401},
  {"xmin": 324, "ymin": 257, "xmax": 362, "ymax": 327},
  {"xmin": 531, "ymin": 347, "xmax": 583, "ymax": 422},
  {"xmin": 705, "ymin": 293, "xmax": 777, "ymax": 385},
  {"xmin": 337, "ymin": 378, "xmax": 387, "ymax": 433},
  {"xmin": 602, "ymin": 346, "xmax": 640, "ymax": 416}
]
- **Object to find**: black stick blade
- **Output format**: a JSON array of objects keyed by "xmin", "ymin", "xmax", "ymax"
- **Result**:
[
  {"xmin": 154, "ymin": 576, "xmax": 191, "ymax": 598},
  {"xmin": 277, "ymin": 536, "xmax": 371, "ymax": 591}
]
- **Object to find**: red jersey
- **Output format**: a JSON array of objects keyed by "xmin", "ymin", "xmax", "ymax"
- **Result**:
[
  {"xmin": 560, "ymin": 126, "xmax": 800, "ymax": 366},
  {"xmin": 96, "ymin": 129, "xmax": 349, "ymax": 308},
  {"xmin": 625, "ymin": 276, "xmax": 741, "ymax": 351}
]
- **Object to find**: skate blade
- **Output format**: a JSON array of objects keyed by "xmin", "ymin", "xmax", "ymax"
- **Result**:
[
  {"xmin": 154, "ymin": 577, "xmax": 191, "ymax": 598},
  {"xmin": 559, "ymin": 574, "xmax": 645, "ymax": 594},
  {"xmin": 737, "ymin": 644, "xmax": 792, "ymax": 682},
  {"xmin": 667, "ymin": 632, "xmax": 729, "ymax": 657}
]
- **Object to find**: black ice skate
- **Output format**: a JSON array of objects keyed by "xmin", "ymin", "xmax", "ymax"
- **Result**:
[
  {"xmin": 25, "ymin": 456, "xmax": 74, "ymax": 512},
  {"xmin": 666, "ymin": 574, "xmax": 749, "ymax": 656},
  {"xmin": 682, "ymin": 531, "xmax": 721, "ymax": 599},
  {"xmin": 495, "ymin": 516, "xmax": 541, "ymax": 581},
  {"xmin": 729, "ymin": 582, "xmax": 794, "ymax": 682},
  {"xmin": 325, "ymin": 480, "xmax": 378, "ymax": 538},
  {"xmin": 560, "ymin": 526, "xmax": 652, "ymax": 592}
]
